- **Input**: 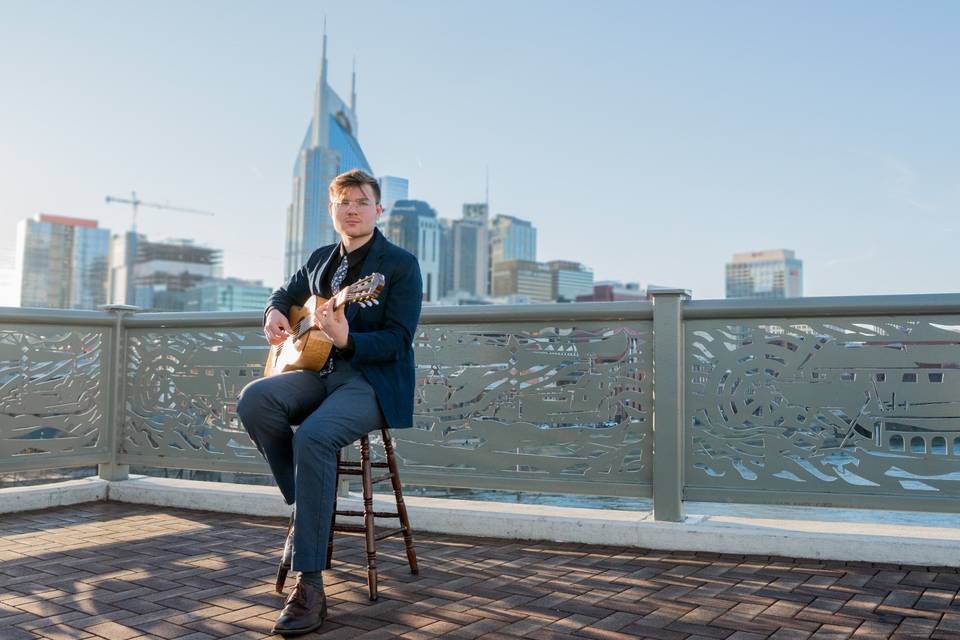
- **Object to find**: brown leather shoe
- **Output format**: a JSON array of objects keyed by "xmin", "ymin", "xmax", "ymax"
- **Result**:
[{"xmin": 272, "ymin": 579, "xmax": 327, "ymax": 636}]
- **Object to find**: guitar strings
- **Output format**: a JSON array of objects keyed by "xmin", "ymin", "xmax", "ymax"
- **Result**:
[{"xmin": 284, "ymin": 276, "xmax": 377, "ymax": 342}]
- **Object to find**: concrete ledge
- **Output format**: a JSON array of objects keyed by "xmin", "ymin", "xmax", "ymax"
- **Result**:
[
  {"xmin": 6, "ymin": 476, "xmax": 960, "ymax": 567},
  {"xmin": 0, "ymin": 477, "xmax": 108, "ymax": 514},
  {"xmin": 107, "ymin": 475, "xmax": 293, "ymax": 517}
]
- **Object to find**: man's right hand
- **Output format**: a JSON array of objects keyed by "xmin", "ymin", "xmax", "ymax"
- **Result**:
[{"xmin": 264, "ymin": 309, "xmax": 293, "ymax": 345}]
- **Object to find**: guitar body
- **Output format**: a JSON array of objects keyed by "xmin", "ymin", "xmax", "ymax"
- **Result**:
[
  {"xmin": 262, "ymin": 273, "xmax": 385, "ymax": 378},
  {"xmin": 263, "ymin": 296, "xmax": 335, "ymax": 377}
]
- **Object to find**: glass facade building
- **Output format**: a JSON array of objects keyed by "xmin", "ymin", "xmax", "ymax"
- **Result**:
[
  {"xmin": 383, "ymin": 200, "xmax": 440, "ymax": 301},
  {"xmin": 15, "ymin": 214, "xmax": 109, "ymax": 310},
  {"xmin": 490, "ymin": 214, "xmax": 537, "ymax": 263},
  {"xmin": 725, "ymin": 249, "xmax": 803, "ymax": 299},
  {"xmin": 183, "ymin": 278, "xmax": 272, "ymax": 312},
  {"xmin": 547, "ymin": 260, "xmax": 594, "ymax": 302},
  {"xmin": 285, "ymin": 33, "xmax": 373, "ymax": 278},
  {"xmin": 378, "ymin": 176, "xmax": 409, "ymax": 215},
  {"xmin": 452, "ymin": 214, "xmax": 488, "ymax": 297}
]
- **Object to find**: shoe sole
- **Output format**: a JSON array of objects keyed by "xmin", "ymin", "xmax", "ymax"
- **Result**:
[{"xmin": 271, "ymin": 620, "xmax": 323, "ymax": 636}]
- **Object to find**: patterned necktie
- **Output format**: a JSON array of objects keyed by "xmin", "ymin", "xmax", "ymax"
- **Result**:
[
  {"xmin": 319, "ymin": 252, "xmax": 349, "ymax": 376},
  {"xmin": 330, "ymin": 253, "xmax": 349, "ymax": 295}
]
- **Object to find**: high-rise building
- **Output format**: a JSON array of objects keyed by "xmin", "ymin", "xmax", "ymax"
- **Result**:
[
  {"xmin": 384, "ymin": 200, "xmax": 440, "ymax": 301},
  {"xmin": 462, "ymin": 202, "xmax": 489, "ymax": 225},
  {"xmin": 491, "ymin": 259, "xmax": 553, "ymax": 302},
  {"xmin": 15, "ymin": 214, "xmax": 109, "ymax": 310},
  {"xmin": 488, "ymin": 213, "xmax": 537, "ymax": 295},
  {"xmin": 183, "ymin": 277, "xmax": 272, "ymax": 312},
  {"xmin": 285, "ymin": 32, "xmax": 373, "ymax": 278},
  {"xmin": 547, "ymin": 260, "xmax": 594, "ymax": 302},
  {"xmin": 725, "ymin": 249, "xmax": 803, "ymax": 299},
  {"xmin": 377, "ymin": 176, "xmax": 409, "ymax": 215},
  {"xmin": 109, "ymin": 231, "xmax": 141, "ymax": 305},
  {"xmin": 438, "ymin": 218, "xmax": 454, "ymax": 300},
  {"xmin": 132, "ymin": 239, "xmax": 222, "ymax": 311},
  {"xmin": 489, "ymin": 214, "xmax": 536, "ymax": 263},
  {"xmin": 452, "ymin": 204, "xmax": 488, "ymax": 297}
]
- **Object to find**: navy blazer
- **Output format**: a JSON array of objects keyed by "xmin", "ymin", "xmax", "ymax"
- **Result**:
[{"xmin": 266, "ymin": 228, "xmax": 423, "ymax": 429}]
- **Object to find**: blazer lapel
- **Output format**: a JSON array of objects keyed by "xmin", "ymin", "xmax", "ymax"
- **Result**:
[
  {"xmin": 347, "ymin": 230, "xmax": 387, "ymax": 323},
  {"xmin": 312, "ymin": 244, "xmax": 340, "ymax": 296}
]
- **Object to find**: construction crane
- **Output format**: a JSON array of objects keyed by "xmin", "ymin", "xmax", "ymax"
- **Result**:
[{"xmin": 105, "ymin": 191, "xmax": 215, "ymax": 232}]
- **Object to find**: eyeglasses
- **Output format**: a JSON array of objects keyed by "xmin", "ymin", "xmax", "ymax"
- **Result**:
[{"xmin": 332, "ymin": 199, "xmax": 376, "ymax": 209}]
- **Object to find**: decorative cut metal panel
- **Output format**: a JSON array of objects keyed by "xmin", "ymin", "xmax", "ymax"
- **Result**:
[
  {"xmin": 0, "ymin": 325, "xmax": 109, "ymax": 465},
  {"xmin": 122, "ymin": 328, "xmax": 270, "ymax": 468},
  {"xmin": 377, "ymin": 321, "xmax": 653, "ymax": 493},
  {"xmin": 686, "ymin": 316, "xmax": 960, "ymax": 498}
]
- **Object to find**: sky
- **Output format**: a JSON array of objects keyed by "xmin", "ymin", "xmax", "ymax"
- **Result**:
[{"xmin": 0, "ymin": 0, "xmax": 957, "ymax": 302}]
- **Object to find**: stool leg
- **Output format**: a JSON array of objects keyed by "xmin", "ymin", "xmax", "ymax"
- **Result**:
[
  {"xmin": 326, "ymin": 449, "xmax": 341, "ymax": 570},
  {"xmin": 360, "ymin": 434, "xmax": 378, "ymax": 600},
  {"xmin": 382, "ymin": 428, "xmax": 418, "ymax": 575}
]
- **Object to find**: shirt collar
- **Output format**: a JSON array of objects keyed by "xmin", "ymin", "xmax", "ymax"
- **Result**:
[{"xmin": 338, "ymin": 233, "xmax": 375, "ymax": 267}]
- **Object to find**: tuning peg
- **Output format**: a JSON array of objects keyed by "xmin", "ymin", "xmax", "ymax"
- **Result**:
[{"xmin": 372, "ymin": 299, "xmax": 379, "ymax": 305}]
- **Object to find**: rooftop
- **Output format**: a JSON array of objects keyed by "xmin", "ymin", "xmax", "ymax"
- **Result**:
[{"xmin": 4, "ymin": 502, "xmax": 960, "ymax": 640}]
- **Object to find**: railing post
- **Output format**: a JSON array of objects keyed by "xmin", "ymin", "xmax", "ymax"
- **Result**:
[
  {"xmin": 97, "ymin": 305, "xmax": 140, "ymax": 482},
  {"xmin": 650, "ymin": 289, "xmax": 690, "ymax": 522}
]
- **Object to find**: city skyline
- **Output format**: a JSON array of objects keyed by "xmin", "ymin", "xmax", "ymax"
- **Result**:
[{"xmin": 1, "ymin": 1, "xmax": 957, "ymax": 303}]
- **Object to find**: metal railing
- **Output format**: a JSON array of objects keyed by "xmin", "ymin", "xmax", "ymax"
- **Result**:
[{"xmin": 2, "ymin": 291, "xmax": 959, "ymax": 520}]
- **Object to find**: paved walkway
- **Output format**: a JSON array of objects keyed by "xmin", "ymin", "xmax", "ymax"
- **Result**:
[{"xmin": 1, "ymin": 503, "xmax": 959, "ymax": 639}]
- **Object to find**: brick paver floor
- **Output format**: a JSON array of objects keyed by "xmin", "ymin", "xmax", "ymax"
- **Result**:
[{"xmin": 2, "ymin": 503, "xmax": 959, "ymax": 639}]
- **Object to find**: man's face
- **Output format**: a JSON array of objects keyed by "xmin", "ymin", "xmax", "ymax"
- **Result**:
[{"xmin": 329, "ymin": 184, "xmax": 382, "ymax": 241}]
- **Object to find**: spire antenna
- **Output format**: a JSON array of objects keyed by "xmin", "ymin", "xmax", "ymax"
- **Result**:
[{"xmin": 351, "ymin": 56, "xmax": 357, "ymax": 112}]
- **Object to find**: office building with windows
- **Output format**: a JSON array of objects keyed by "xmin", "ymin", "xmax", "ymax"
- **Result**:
[
  {"xmin": 489, "ymin": 214, "xmax": 536, "ymax": 264},
  {"xmin": 383, "ymin": 199, "xmax": 441, "ymax": 301},
  {"xmin": 452, "ymin": 205, "xmax": 488, "ymax": 297},
  {"xmin": 183, "ymin": 278, "xmax": 272, "ymax": 312},
  {"xmin": 285, "ymin": 32, "xmax": 373, "ymax": 278},
  {"xmin": 438, "ymin": 218, "xmax": 454, "ymax": 300},
  {"xmin": 15, "ymin": 214, "xmax": 109, "ymax": 310},
  {"xmin": 491, "ymin": 259, "xmax": 553, "ymax": 302},
  {"xmin": 132, "ymin": 239, "xmax": 222, "ymax": 311},
  {"xmin": 547, "ymin": 260, "xmax": 594, "ymax": 302},
  {"xmin": 377, "ymin": 176, "xmax": 409, "ymax": 215},
  {"xmin": 725, "ymin": 249, "xmax": 803, "ymax": 299}
]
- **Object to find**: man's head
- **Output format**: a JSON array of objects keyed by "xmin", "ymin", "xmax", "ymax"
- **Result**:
[{"xmin": 328, "ymin": 169, "xmax": 383, "ymax": 245}]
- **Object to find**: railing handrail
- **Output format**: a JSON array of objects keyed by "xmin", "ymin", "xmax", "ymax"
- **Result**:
[
  {"xmin": 0, "ymin": 306, "xmax": 117, "ymax": 326},
  {"xmin": 7, "ymin": 293, "xmax": 959, "ymax": 329},
  {"xmin": 685, "ymin": 292, "xmax": 960, "ymax": 319}
]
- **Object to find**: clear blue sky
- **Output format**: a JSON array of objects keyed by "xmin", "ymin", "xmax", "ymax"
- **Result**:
[{"xmin": 0, "ymin": 0, "xmax": 957, "ymax": 300}]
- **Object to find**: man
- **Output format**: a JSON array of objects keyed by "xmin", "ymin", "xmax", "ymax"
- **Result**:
[{"xmin": 237, "ymin": 168, "xmax": 422, "ymax": 636}]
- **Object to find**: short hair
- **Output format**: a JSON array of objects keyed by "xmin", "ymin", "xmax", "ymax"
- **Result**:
[{"xmin": 329, "ymin": 169, "xmax": 381, "ymax": 204}]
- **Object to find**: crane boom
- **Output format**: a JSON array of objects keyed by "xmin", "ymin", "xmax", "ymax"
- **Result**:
[{"xmin": 105, "ymin": 190, "xmax": 214, "ymax": 232}]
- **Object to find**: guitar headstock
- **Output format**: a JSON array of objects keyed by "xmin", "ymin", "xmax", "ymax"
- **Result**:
[{"xmin": 342, "ymin": 273, "xmax": 386, "ymax": 308}]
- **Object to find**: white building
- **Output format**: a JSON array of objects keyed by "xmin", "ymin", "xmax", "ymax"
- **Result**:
[{"xmin": 725, "ymin": 249, "xmax": 803, "ymax": 299}]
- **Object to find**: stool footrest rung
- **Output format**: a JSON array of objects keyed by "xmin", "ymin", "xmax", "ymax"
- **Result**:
[
  {"xmin": 335, "ymin": 509, "xmax": 400, "ymax": 518},
  {"xmin": 338, "ymin": 461, "xmax": 389, "ymax": 469},
  {"xmin": 336, "ymin": 470, "xmax": 396, "ymax": 483}
]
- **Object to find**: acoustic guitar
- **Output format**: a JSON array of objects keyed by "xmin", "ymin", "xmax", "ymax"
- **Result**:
[{"xmin": 263, "ymin": 273, "xmax": 385, "ymax": 377}]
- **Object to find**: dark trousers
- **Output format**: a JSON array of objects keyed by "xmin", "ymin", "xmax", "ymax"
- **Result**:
[{"xmin": 237, "ymin": 360, "xmax": 382, "ymax": 572}]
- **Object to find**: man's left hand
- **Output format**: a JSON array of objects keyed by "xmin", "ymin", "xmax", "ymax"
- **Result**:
[{"xmin": 315, "ymin": 300, "xmax": 349, "ymax": 349}]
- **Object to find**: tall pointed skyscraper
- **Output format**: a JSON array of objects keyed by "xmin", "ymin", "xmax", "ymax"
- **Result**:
[{"xmin": 284, "ymin": 30, "xmax": 373, "ymax": 277}]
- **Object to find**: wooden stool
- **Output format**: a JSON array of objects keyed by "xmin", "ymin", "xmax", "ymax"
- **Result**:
[{"xmin": 326, "ymin": 426, "xmax": 418, "ymax": 600}]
